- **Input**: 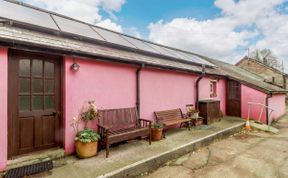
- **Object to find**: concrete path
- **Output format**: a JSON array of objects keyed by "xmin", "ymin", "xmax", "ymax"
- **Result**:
[
  {"xmin": 30, "ymin": 117, "xmax": 244, "ymax": 178},
  {"xmin": 145, "ymin": 115, "xmax": 288, "ymax": 178}
]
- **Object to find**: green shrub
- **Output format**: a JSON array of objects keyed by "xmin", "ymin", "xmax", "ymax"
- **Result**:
[
  {"xmin": 75, "ymin": 129, "xmax": 101, "ymax": 143},
  {"xmin": 152, "ymin": 123, "xmax": 164, "ymax": 129}
]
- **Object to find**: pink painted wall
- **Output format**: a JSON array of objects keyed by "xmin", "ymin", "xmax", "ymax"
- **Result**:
[
  {"xmin": 268, "ymin": 94, "xmax": 286, "ymax": 123},
  {"xmin": 241, "ymin": 85, "xmax": 267, "ymax": 123},
  {"xmin": 64, "ymin": 57, "xmax": 137, "ymax": 154},
  {"xmin": 140, "ymin": 69, "xmax": 226, "ymax": 120},
  {"xmin": 140, "ymin": 69, "xmax": 196, "ymax": 120},
  {"xmin": 199, "ymin": 78, "xmax": 226, "ymax": 115},
  {"xmin": 0, "ymin": 48, "xmax": 8, "ymax": 171}
]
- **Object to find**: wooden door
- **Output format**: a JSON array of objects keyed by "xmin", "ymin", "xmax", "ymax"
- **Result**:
[
  {"xmin": 8, "ymin": 50, "xmax": 62, "ymax": 158},
  {"xmin": 226, "ymin": 80, "xmax": 241, "ymax": 117}
]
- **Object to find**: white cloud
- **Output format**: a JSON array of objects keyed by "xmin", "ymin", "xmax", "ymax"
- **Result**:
[
  {"xmin": 127, "ymin": 27, "xmax": 142, "ymax": 38},
  {"xmin": 96, "ymin": 19, "xmax": 123, "ymax": 33},
  {"xmin": 215, "ymin": 0, "xmax": 284, "ymax": 25},
  {"xmin": 148, "ymin": 0, "xmax": 288, "ymax": 71},
  {"xmin": 148, "ymin": 18, "xmax": 257, "ymax": 61},
  {"xmin": 22, "ymin": 0, "xmax": 125, "ymax": 31},
  {"xmin": 101, "ymin": 0, "xmax": 125, "ymax": 12}
]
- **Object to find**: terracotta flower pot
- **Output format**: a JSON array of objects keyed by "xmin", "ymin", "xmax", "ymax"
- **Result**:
[
  {"xmin": 75, "ymin": 141, "xmax": 98, "ymax": 158},
  {"xmin": 151, "ymin": 128, "xmax": 163, "ymax": 141},
  {"xmin": 192, "ymin": 118, "xmax": 203, "ymax": 126}
]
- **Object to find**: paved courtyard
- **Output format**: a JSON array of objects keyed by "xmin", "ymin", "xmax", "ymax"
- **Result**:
[
  {"xmin": 144, "ymin": 114, "xmax": 288, "ymax": 178},
  {"xmin": 29, "ymin": 117, "xmax": 243, "ymax": 178}
]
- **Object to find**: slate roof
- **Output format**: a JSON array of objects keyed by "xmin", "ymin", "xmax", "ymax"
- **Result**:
[
  {"xmin": 201, "ymin": 56, "xmax": 287, "ymax": 93},
  {"xmin": 0, "ymin": 0, "xmax": 286, "ymax": 94}
]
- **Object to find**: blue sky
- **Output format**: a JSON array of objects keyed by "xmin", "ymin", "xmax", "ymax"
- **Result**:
[
  {"xmin": 109, "ymin": 0, "xmax": 220, "ymax": 36},
  {"xmin": 22, "ymin": 0, "xmax": 288, "ymax": 72}
]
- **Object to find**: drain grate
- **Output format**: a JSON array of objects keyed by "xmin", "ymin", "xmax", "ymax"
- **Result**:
[{"xmin": 5, "ymin": 160, "xmax": 53, "ymax": 178}]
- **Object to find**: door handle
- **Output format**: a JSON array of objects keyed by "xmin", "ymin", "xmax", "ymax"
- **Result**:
[{"xmin": 53, "ymin": 111, "xmax": 61, "ymax": 117}]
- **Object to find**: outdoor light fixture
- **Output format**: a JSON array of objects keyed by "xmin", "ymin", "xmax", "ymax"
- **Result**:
[{"xmin": 71, "ymin": 58, "xmax": 80, "ymax": 71}]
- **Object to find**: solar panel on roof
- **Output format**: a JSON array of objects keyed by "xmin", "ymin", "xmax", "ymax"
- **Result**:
[
  {"xmin": 163, "ymin": 48, "xmax": 215, "ymax": 67},
  {"xmin": 92, "ymin": 27, "xmax": 136, "ymax": 48},
  {"xmin": 122, "ymin": 36, "xmax": 160, "ymax": 54},
  {"xmin": 0, "ymin": 0, "xmax": 216, "ymax": 68},
  {"xmin": 168, "ymin": 50, "xmax": 200, "ymax": 63},
  {"xmin": 144, "ymin": 42, "xmax": 180, "ymax": 58},
  {"xmin": 183, "ymin": 52, "xmax": 215, "ymax": 66},
  {"xmin": 52, "ymin": 15, "xmax": 104, "ymax": 40},
  {"xmin": 0, "ymin": 1, "xmax": 59, "ymax": 30},
  {"xmin": 162, "ymin": 47, "xmax": 187, "ymax": 59}
]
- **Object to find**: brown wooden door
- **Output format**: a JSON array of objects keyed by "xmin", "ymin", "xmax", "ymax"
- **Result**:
[
  {"xmin": 226, "ymin": 80, "xmax": 241, "ymax": 117},
  {"xmin": 8, "ymin": 50, "xmax": 61, "ymax": 158}
]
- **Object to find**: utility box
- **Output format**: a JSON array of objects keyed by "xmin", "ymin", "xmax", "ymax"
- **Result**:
[{"xmin": 198, "ymin": 100, "xmax": 221, "ymax": 124}]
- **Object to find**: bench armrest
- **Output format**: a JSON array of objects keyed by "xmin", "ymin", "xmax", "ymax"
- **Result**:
[
  {"xmin": 182, "ymin": 113, "xmax": 188, "ymax": 119},
  {"xmin": 139, "ymin": 118, "xmax": 152, "ymax": 123},
  {"xmin": 139, "ymin": 118, "xmax": 152, "ymax": 128},
  {"xmin": 97, "ymin": 124, "xmax": 111, "ymax": 130},
  {"xmin": 97, "ymin": 124, "xmax": 112, "ymax": 138}
]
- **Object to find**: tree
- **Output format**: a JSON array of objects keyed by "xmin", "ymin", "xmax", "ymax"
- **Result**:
[{"xmin": 249, "ymin": 49, "xmax": 283, "ymax": 72}]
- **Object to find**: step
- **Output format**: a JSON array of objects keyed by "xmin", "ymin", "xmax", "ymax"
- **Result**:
[{"xmin": 7, "ymin": 148, "xmax": 65, "ymax": 170}]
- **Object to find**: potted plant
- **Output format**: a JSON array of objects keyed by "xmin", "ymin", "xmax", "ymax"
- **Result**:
[
  {"xmin": 191, "ymin": 117, "xmax": 204, "ymax": 126},
  {"xmin": 71, "ymin": 101, "xmax": 101, "ymax": 158},
  {"xmin": 151, "ymin": 123, "xmax": 164, "ymax": 141},
  {"xmin": 188, "ymin": 108, "xmax": 199, "ymax": 118},
  {"xmin": 187, "ymin": 108, "xmax": 203, "ymax": 126}
]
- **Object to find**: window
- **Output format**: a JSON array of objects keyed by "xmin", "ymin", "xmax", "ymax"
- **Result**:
[
  {"xmin": 18, "ymin": 59, "xmax": 55, "ymax": 111},
  {"xmin": 210, "ymin": 80, "xmax": 217, "ymax": 97}
]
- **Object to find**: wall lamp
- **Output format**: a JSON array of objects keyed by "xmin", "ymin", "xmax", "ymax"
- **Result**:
[{"xmin": 71, "ymin": 58, "xmax": 80, "ymax": 71}]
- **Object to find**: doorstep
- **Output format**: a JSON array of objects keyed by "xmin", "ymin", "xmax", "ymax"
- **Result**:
[{"xmin": 6, "ymin": 148, "xmax": 65, "ymax": 171}]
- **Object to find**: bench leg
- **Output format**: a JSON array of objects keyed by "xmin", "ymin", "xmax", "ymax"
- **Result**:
[
  {"xmin": 180, "ymin": 123, "xmax": 183, "ymax": 128},
  {"xmin": 149, "ymin": 122, "xmax": 152, "ymax": 145},
  {"xmin": 106, "ymin": 143, "xmax": 109, "ymax": 158},
  {"xmin": 106, "ymin": 135, "xmax": 109, "ymax": 158},
  {"xmin": 149, "ymin": 132, "xmax": 151, "ymax": 145}
]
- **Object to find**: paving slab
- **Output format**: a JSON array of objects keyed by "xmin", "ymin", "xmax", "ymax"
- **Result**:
[
  {"xmin": 145, "ymin": 113, "xmax": 288, "ymax": 178},
  {"xmin": 30, "ymin": 117, "xmax": 244, "ymax": 178}
]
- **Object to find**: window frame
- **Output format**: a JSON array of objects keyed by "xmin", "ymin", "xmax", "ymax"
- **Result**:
[{"xmin": 210, "ymin": 80, "xmax": 217, "ymax": 98}]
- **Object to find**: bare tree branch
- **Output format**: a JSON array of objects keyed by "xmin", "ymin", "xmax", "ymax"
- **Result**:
[{"xmin": 249, "ymin": 49, "xmax": 283, "ymax": 72}]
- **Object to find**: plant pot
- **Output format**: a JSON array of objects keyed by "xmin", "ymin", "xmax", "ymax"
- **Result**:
[
  {"xmin": 75, "ymin": 140, "xmax": 98, "ymax": 158},
  {"xmin": 192, "ymin": 112, "xmax": 199, "ymax": 118},
  {"xmin": 192, "ymin": 118, "xmax": 203, "ymax": 126},
  {"xmin": 151, "ymin": 128, "xmax": 163, "ymax": 141}
]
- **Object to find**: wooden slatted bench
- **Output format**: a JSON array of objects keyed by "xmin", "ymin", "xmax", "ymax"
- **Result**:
[
  {"xmin": 97, "ymin": 107, "xmax": 151, "ymax": 158},
  {"xmin": 154, "ymin": 108, "xmax": 191, "ymax": 137}
]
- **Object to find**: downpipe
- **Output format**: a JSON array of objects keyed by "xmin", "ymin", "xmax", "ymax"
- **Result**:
[
  {"xmin": 196, "ymin": 65, "xmax": 206, "ymax": 109},
  {"xmin": 136, "ymin": 64, "xmax": 144, "ymax": 115},
  {"xmin": 265, "ymin": 92, "xmax": 273, "ymax": 125}
]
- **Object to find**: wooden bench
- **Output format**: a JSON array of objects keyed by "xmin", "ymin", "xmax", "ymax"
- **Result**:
[
  {"xmin": 97, "ymin": 107, "xmax": 151, "ymax": 158},
  {"xmin": 154, "ymin": 108, "xmax": 191, "ymax": 137}
]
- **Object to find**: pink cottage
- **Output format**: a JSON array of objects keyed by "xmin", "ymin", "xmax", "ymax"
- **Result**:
[{"xmin": 0, "ymin": 1, "xmax": 286, "ymax": 171}]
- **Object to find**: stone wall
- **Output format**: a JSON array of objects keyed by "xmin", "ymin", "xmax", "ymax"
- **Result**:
[{"xmin": 237, "ymin": 58, "xmax": 287, "ymax": 89}]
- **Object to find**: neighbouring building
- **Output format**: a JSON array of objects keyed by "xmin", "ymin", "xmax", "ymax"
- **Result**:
[
  {"xmin": 236, "ymin": 56, "xmax": 288, "ymax": 89},
  {"xmin": 0, "ymin": 1, "xmax": 286, "ymax": 172}
]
